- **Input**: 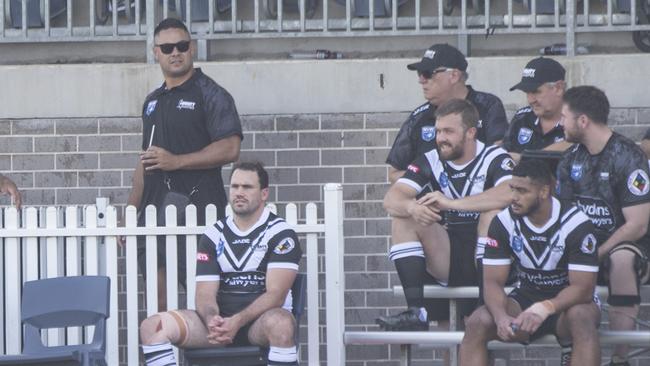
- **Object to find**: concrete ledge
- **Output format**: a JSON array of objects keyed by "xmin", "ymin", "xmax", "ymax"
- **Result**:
[{"xmin": 2, "ymin": 54, "xmax": 650, "ymax": 119}]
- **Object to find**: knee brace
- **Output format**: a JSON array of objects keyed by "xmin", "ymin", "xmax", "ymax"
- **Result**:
[{"xmin": 605, "ymin": 242, "xmax": 648, "ymax": 306}]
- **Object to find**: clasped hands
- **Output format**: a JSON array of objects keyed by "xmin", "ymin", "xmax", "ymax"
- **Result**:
[
  {"xmin": 407, "ymin": 191, "xmax": 452, "ymax": 226},
  {"xmin": 206, "ymin": 314, "xmax": 242, "ymax": 345}
]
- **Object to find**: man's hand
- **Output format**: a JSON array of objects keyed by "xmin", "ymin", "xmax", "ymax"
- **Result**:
[
  {"xmin": 207, "ymin": 315, "xmax": 242, "ymax": 345},
  {"xmin": 0, "ymin": 175, "xmax": 21, "ymax": 209},
  {"xmin": 141, "ymin": 146, "xmax": 181, "ymax": 171},
  {"xmin": 416, "ymin": 191, "xmax": 454, "ymax": 211},
  {"xmin": 512, "ymin": 300, "xmax": 555, "ymax": 334},
  {"xmin": 494, "ymin": 314, "xmax": 517, "ymax": 342},
  {"xmin": 406, "ymin": 200, "xmax": 441, "ymax": 226}
]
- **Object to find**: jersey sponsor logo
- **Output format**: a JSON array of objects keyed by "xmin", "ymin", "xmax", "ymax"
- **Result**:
[
  {"xmin": 627, "ymin": 169, "xmax": 650, "ymax": 196},
  {"xmin": 576, "ymin": 199, "xmax": 614, "ymax": 230},
  {"xmin": 472, "ymin": 174, "xmax": 486, "ymax": 184},
  {"xmin": 501, "ymin": 158, "xmax": 515, "ymax": 171},
  {"xmin": 232, "ymin": 238, "xmax": 251, "ymax": 245},
  {"xmin": 451, "ymin": 172, "xmax": 466, "ymax": 179},
  {"xmin": 522, "ymin": 68, "xmax": 536, "ymax": 78},
  {"xmin": 197, "ymin": 252, "xmax": 210, "ymax": 261},
  {"xmin": 274, "ymin": 237, "xmax": 296, "ymax": 255},
  {"xmin": 580, "ymin": 233, "xmax": 597, "ymax": 254},
  {"xmin": 145, "ymin": 100, "xmax": 157, "ymax": 116},
  {"xmin": 529, "ymin": 235, "xmax": 547, "ymax": 242},
  {"xmin": 412, "ymin": 103, "xmax": 430, "ymax": 116},
  {"xmin": 439, "ymin": 171, "xmax": 449, "ymax": 188},
  {"xmin": 407, "ymin": 164, "xmax": 420, "ymax": 174},
  {"xmin": 600, "ymin": 172, "xmax": 610, "ymax": 181},
  {"xmin": 511, "ymin": 235, "xmax": 523, "ymax": 253},
  {"xmin": 486, "ymin": 237, "xmax": 499, "ymax": 248},
  {"xmin": 517, "ymin": 128, "xmax": 533, "ymax": 145},
  {"xmin": 216, "ymin": 238, "xmax": 225, "ymax": 257},
  {"xmin": 421, "ymin": 126, "xmax": 436, "ymax": 142},
  {"xmin": 424, "ymin": 49, "xmax": 436, "ymax": 59},
  {"xmin": 176, "ymin": 99, "xmax": 196, "ymax": 110},
  {"xmin": 570, "ymin": 163, "xmax": 583, "ymax": 181}
]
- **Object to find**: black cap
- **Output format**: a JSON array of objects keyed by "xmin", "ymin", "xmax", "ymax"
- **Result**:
[
  {"xmin": 407, "ymin": 44, "xmax": 468, "ymax": 72},
  {"xmin": 510, "ymin": 57, "xmax": 565, "ymax": 92}
]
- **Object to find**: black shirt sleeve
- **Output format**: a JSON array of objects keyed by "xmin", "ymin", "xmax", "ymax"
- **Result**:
[
  {"xmin": 565, "ymin": 218, "xmax": 599, "ymax": 273},
  {"xmin": 485, "ymin": 152, "xmax": 515, "ymax": 189},
  {"xmin": 202, "ymin": 84, "xmax": 243, "ymax": 142},
  {"xmin": 614, "ymin": 144, "xmax": 650, "ymax": 208},
  {"xmin": 196, "ymin": 230, "xmax": 221, "ymax": 282},
  {"xmin": 398, "ymin": 153, "xmax": 436, "ymax": 194},
  {"xmin": 483, "ymin": 214, "xmax": 513, "ymax": 266},
  {"xmin": 386, "ymin": 116, "xmax": 417, "ymax": 170},
  {"xmin": 482, "ymin": 97, "xmax": 508, "ymax": 145},
  {"xmin": 267, "ymin": 230, "xmax": 303, "ymax": 271},
  {"xmin": 556, "ymin": 153, "xmax": 575, "ymax": 202}
]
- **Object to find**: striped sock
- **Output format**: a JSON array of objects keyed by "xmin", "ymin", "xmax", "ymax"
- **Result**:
[
  {"xmin": 267, "ymin": 345, "xmax": 298, "ymax": 366},
  {"xmin": 390, "ymin": 242, "xmax": 426, "ymax": 309},
  {"xmin": 142, "ymin": 342, "xmax": 176, "ymax": 366}
]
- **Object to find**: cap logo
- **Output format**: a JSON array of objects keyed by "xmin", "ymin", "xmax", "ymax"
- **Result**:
[
  {"xmin": 424, "ymin": 50, "xmax": 436, "ymax": 59},
  {"xmin": 522, "ymin": 68, "xmax": 536, "ymax": 78}
]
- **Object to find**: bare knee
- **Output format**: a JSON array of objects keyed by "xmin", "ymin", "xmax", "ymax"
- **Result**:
[
  {"xmin": 140, "ymin": 312, "xmax": 182, "ymax": 346},
  {"xmin": 391, "ymin": 216, "xmax": 419, "ymax": 243},
  {"xmin": 259, "ymin": 308, "xmax": 296, "ymax": 346},
  {"xmin": 140, "ymin": 314, "xmax": 164, "ymax": 345},
  {"xmin": 464, "ymin": 307, "xmax": 495, "ymax": 342}
]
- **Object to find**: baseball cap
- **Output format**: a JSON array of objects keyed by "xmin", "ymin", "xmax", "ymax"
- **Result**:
[
  {"xmin": 509, "ymin": 57, "xmax": 565, "ymax": 92},
  {"xmin": 407, "ymin": 44, "xmax": 468, "ymax": 72}
]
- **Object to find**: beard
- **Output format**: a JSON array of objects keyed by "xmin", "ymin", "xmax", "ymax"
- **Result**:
[{"xmin": 438, "ymin": 141, "xmax": 464, "ymax": 161}]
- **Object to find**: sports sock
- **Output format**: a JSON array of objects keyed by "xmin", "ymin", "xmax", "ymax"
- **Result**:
[
  {"xmin": 476, "ymin": 237, "xmax": 488, "ymax": 301},
  {"xmin": 559, "ymin": 343, "xmax": 572, "ymax": 366},
  {"xmin": 268, "ymin": 345, "xmax": 298, "ymax": 366},
  {"xmin": 389, "ymin": 242, "xmax": 426, "ymax": 309},
  {"xmin": 142, "ymin": 342, "xmax": 176, "ymax": 366}
]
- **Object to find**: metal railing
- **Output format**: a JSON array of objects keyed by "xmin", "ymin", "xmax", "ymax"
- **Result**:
[
  {"xmin": 1, "ymin": 0, "xmax": 650, "ymax": 61},
  {"xmin": 0, "ymin": 184, "xmax": 343, "ymax": 365}
]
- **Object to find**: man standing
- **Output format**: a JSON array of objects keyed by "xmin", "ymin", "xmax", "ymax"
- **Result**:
[
  {"xmin": 126, "ymin": 18, "xmax": 242, "ymax": 310},
  {"xmin": 503, "ymin": 57, "xmax": 572, "ymax": 162},
  {"xmin": 460, "ymin": 159, "xmax": 600, "ymax": 366},
  {"xmin": 386, "ymin": 43, "xmax": 508, "ymax": 184},
  {"xmin": 377, "ymin": 99, "xmax": 513, "ymax": 331},
  {"xmin": 139, "ymin": 162, "xmax": 300, "ymax": 366},
  {"xmin": 557, "ymin": 86, "xmax": 650, "ymax": 366}
]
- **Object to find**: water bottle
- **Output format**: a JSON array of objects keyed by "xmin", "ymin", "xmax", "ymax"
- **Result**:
[
  {"xmin": 540, "ymin": 43, "xmax": 589, "ymax": 55},
  {"xmin": 289, "ymin": 49, "xmax": 344, "ymax": 59}
]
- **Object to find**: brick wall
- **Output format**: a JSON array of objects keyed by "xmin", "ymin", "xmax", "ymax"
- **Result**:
[{"xmin": 1, "ymin": 108, "xmax": 650, "ymax": 365}]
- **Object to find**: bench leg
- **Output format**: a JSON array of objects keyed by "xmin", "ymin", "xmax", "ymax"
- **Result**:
[{"xmin": 400, "ymin": 344, "xmax": 412, "ymax": 366}]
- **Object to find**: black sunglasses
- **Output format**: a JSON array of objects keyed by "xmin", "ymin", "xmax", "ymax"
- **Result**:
[
  {"xmin": 155, "ymin": 40, "xmax": 190, "ymax": 55},
  {"xmin": 417, "ymin": 68, "xmax": 452, "ymax": 79}
]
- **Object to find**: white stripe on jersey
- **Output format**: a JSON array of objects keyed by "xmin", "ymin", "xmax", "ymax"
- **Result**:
[
  {"xmin": 483, "ymin": 258, "xmax": 512, "ymax": 266},
  {"xmin": 397, "ymin": 177, "xmax": 424, "ymax": 193},
  {"xmin": 268, "ymin": 262, "xmax": 300, "ymax": 271},
  {"xmin": 195, "ymin": 275, "xmax": 220, "ymax": 282},
  {"xmin": 568, "ymin": 264, "xmax": 599, "ymax": 272}
]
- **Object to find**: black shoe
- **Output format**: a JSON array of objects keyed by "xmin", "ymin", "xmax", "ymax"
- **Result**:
[{"xmin": 376, "ymin": 307, "xmax": 428, "ymax": 331}]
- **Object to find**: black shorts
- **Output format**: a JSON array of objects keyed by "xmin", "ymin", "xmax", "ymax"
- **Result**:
[
  {"xmin": 508, "ymin": 288, "xmax": 561, "ymax": 343},
  {"xmin": 424, "ymin": 228, "xmax": 479, "ymax": 322}
]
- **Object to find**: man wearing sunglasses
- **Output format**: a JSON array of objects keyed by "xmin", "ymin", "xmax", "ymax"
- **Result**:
[
  {"xmin": 126, "ymin": 18, "xmax": 243, "ymax": 311},
  {"xmin": 386, "ymin": 43, "xmax": 508, "ymax": 184}
]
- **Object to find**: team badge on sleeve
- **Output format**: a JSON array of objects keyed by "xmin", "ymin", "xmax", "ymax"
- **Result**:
[
  {"xmin": 421, "ymin": 126, "xmax": 436, "ymax": 142},
  {"xmin": 517, "ymin": 128, "xmax": 533, "ymax": 145},
  {"xmin": 274, "ymin": 237, "xmax": 296, "ymax": 255},
  {"xmin": 580, "ymin": 234, "xmax": 597, "ymax": 254},
  {"xmin": 501, "ymin": 158, "xmax": 515, "ymax": 171},
  {"xmin": 145, "ymin": 100, "xmax": 158, "ymax": 116},
  {"xmin": 627, "ymin": 169, "xmax": 650, "ymax": 196}
]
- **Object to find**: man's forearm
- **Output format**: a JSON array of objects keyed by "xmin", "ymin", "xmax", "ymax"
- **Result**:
[
  {"xmin": 546, "ymin": 283, "xmax": 594, "ymax": 315},
  {"xmin": 599, "ymin": 221, "xmax": 647, "ymax": 256},
  {"xmin": 449, "ymin": 182, "xmax": 512, "ymax": 212},
  {"xmin": 232, "ymin": 291, "xmax": 286, "ymax": 327},
  {"xmin": 388, "ymin": 167, "xmax": 405, "ymax": 185},
  {"xmin": 126, "ymin": 161, "xmax": 144, "ymax": 210},
  {"xmin": 484, "ymin": 281, "xmax": 510, "ymax": 321},
  {"xmin": 177, "ymin": 136, "xmax": 241, "ymax": 170}
]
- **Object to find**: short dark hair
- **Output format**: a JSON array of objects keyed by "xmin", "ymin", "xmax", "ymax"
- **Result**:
[
  {"xmin": 563, "ymin": 85, "xmax": 609, "ymax": 125},
  {"xmin": 512, "ymin": 159, "xmax": 553, "ymax": 187},
  {"xmin": 230, "ymin": 161, "xmax": 269, "ymax": 189},
  {"xmin": 434, "ymin": 98, "xmax": 479, "ymax": 130},
  {"xmin": 154, "ymin": 18, "xmax": 190, "ymax": 38}
]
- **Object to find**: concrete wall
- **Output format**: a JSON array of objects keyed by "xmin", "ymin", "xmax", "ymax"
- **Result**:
[{"xmin": 1, "ymin": 55, "xmax": 650, "ymax": 365}]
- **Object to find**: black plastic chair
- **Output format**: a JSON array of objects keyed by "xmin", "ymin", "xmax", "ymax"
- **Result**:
[
  {"xmin": 7, "ymin": 0, "xmax": 67, "ymax": 28},
  {"xmin": 184, "ymin": 273, "xmax": 307, "ymax": 366},
  {"xmin": 0, "ymin": 276, "xmax": 111, "ymax": 366}
]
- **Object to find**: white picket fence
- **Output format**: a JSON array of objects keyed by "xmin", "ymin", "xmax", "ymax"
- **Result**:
[{"xmin": 0, "ymin": 184, "xmax": 344, "ymax": 366}]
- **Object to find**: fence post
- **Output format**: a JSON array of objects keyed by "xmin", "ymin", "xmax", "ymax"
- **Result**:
[
  {"xmin": 4, "ymin": 207, "xmax": 21, "ymax": 354},
  {"xmin": 146, "ymin": 0, "xmax": 155, "ymax": 63},
  {"xmin": 566, "ymin": 0, "xmax": 576, "ymax": 56},
  {"xmin": 324, "ymin": 184, "xmax": 345, "ymax": 365}
]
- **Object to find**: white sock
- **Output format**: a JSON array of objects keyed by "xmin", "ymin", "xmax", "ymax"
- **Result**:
[
  {"xmin": 267, "ymin": 345, "xmax": 298, "ymax": 365},
  {"xmin": 142, "ymin": 342, "xmax": 176, "ymax": 366}
]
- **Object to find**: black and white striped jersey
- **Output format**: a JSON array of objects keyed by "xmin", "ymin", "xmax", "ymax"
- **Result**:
[
  {"xmin": 398, "ymin": 141, "xmax": 514, "ymax": 231},
  {"xmin": 484, "ymin": 198, "xmax": 599, "ymax": 298},
  {"xmin": 195, "ymin": 208, "xmax": 301, "ymax": 316}
]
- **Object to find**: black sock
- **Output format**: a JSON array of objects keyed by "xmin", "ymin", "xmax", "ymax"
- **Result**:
[{"xmin": 389, "ymin": 242, "xmax": 426, "ymax": 309}]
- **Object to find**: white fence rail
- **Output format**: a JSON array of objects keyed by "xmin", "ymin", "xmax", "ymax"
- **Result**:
[{"xmin": 0, "ymin": 183, "xmax": 343, "ymax": 366}]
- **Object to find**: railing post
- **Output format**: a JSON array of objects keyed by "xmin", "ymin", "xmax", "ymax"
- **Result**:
[
  {"xmin": 146, "ymin": 0, "xmax": 155, "ymax": 63},
  {"xmin": 566, "ymin": 0, "xmax": 576, "ymax": 56},
  {"xmin": 324, "ymin": 183, "xmax": 345, "ymax": 365}
]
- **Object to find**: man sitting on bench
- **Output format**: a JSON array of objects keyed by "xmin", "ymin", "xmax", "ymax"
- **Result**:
[
  {"xmin": 459, "ymin": 159, "xmax": 600, "ymax": 366},
  {"xmin": 378, "ymin": 98, "xmax": 514, "ymax": 331},
  {"xmin": 139, "ymin": 161, "xmax": 301, "ymax": 366}
]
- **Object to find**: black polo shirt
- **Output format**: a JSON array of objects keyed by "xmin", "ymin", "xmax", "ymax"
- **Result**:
[
  {"xmin": 140, "ymin": 68, "xmax": 242, "ymax": 223},
  {"xmin": 502, "ymin": 106, "xmax": 565, "ymax": 153},
  {"xmin": 386, "ymin": 86, "xmax": 508, "ymax": 171}
]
